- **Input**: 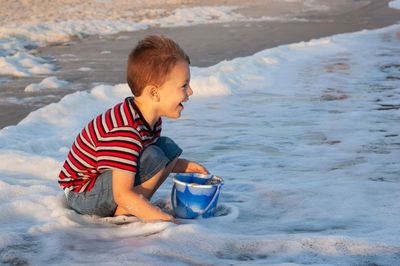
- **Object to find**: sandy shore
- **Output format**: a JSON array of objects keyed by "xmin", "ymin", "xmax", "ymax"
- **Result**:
[{"xmin": 1, "ymin": 0, "xmax": 400, "ymax": 129}]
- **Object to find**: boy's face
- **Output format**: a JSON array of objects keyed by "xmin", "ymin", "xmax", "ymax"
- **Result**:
[{"xmin": 157, "ymin": 60, "xmax": 193, "ymax": 119}]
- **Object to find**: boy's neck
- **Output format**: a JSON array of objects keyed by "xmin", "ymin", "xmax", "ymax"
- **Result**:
[{"xmin": 133, "ymin": 97, "xmax": 159, "ymax": 130}]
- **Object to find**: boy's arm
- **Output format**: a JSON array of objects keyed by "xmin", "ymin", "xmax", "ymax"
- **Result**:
[
  {"xmin": 172, "ymin": 158, "xmax": 209, "ymax": 174},
  {"xmin": 112, "ymin": 169, "xmax": 175, "ymax": 222}
]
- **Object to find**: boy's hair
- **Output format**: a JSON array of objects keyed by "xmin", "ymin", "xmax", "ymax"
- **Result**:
[{"xmin": 127, "ymin": 35, "xmax": 190, "ymax": 96}]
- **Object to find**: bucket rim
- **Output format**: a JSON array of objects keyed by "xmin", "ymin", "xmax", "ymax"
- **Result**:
[{"xmin": 171, "ymin": 173, "xmax": 224, "ymax": 188}]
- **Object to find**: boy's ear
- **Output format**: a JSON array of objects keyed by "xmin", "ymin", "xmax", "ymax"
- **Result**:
[
  {"xmin": 150, "ymin": 87, "xmax": 160, "ymax": 102},
  {"xmin": 144, "ymin": 85, "xmax": 160, "ymax": 102}
]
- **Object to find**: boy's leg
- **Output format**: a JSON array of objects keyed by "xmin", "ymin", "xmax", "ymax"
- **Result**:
[
  {"xmin": 113, "ymin": 157, "xmax": 178, "ymax": 216},
  {"xmin": 133, "ymin": 157, "xmax": 178, "ymax": 200},
  {"xmin": 114, "ymin": 137, "xmax": 182, "ymax": 216},
  {"xmin": 66, "ymin": 170, "xmax": 117, "ymax": 217}
]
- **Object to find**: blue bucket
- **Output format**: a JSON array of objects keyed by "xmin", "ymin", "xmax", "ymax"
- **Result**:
[{"xmin": 171, "ymin": 173, "xmax": 224, "ymax": 219}]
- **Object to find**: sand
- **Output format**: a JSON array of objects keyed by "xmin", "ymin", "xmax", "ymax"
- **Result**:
[{"xmin": 0, "ymin": 0, "xmax": 399, "ymax": 129}]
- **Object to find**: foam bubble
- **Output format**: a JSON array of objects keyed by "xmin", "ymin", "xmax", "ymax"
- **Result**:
[
  {"xmin": 0, "ymin": 51, "xmax": 53, "ymax": 77},
  {"xmin": 24, "ymin": 76, "xmax": 68, "ymax": 92},
  {"xmin": 389, "ymin": 0, "xmax": 400, "ymax": 9}
]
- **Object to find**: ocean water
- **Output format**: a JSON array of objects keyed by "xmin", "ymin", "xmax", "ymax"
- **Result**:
[
  {"xmin": 0, "ymin": 3, "xmax": 316, "ymax": 122},
  {"xmin": 1, "ymin": 2, "xmax": 400, "ymax": 266},
  {"xmin": 0, "ymin": 4, "xmax": 309, "ymax": 86}
]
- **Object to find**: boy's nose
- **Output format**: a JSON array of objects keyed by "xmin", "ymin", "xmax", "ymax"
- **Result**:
[{"xmin": 187, "ymin": 86, "xmax": 193, "ymax": 96}]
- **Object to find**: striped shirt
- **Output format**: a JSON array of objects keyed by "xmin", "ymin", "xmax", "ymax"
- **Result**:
[{"xmin": 58, "ymin": 97, "xmax": 161, "ymax": 192}]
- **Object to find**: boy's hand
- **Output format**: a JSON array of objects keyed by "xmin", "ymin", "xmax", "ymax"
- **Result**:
[
  {"xmin": 157, "ymin": 212, "xmax": 181, "ymax": 224},
  {"xmin": 184, "ymin": 160, "xmax": 209, "ymax": 174},
  {"xmin": 173, "ymin": 158, "xmax": 209, "ymax": 174},
  {"xmin": 170, "ymin": 217, "xmax": 182, "ymax": 225}
]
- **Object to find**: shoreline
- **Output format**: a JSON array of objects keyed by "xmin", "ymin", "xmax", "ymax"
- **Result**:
[{"xmin": 1, "ymin": 0, "xmax": 400, "ymax": 129}]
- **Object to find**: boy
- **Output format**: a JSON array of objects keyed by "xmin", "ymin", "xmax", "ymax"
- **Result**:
[{"xmin": 58, "ymin": 35, "xmax": 209, "ymax": 223}]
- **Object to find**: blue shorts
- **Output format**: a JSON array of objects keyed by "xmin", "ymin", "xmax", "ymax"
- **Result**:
[{"xmin": 65, "ymin": 136, "xmax": 182, "ymax": 217}]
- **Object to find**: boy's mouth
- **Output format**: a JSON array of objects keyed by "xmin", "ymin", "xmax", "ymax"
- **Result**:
[{"xmin": 179, "ymin": 98, "xmax": 188, "ymax": 109}]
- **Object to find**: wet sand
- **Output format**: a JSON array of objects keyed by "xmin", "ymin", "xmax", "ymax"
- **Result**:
[{"xmin": 1, "ymin": 0, "xmax": 400, "ymax": 129}]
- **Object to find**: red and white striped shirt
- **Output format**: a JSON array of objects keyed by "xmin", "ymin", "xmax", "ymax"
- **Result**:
[{"xmin": 58, "ymin": 97, "xmax": 161, "ymax": 192}]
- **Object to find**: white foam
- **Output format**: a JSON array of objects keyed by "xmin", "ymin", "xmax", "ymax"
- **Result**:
[
  {"xmin": 24, "ymin": 76, "xmax": 69, "ymax": 92},
  {"xmin": 389, "ymin": 0, "xmax": 400, "ymax": 9},
  {"xmin": 0, "ymin": 23, "xmax": 399, "ymax": 265},
  {"xmin": 190, "ymin": 70, "xmax": 232, "ymax": 96},
  {"xmin": 78, "ymin": 67, "xmax": 94, "ymax": 71},
  {"xmin": 0, "ymin": 52, "xmax": 54, "ymax": 77}
]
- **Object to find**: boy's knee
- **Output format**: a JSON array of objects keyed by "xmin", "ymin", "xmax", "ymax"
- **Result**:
[
  {"xmin": 156, "ymin": 136, "xmax": 176, "ymax": 146},
  {"xmin": 141, "ymin": 144, "xmax": 164, "ymax": 161},
  {"xmin": 155, "ymin": 136, "xmax": 182, "ymax": 161}
]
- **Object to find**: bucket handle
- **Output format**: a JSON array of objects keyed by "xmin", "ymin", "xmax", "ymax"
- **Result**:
[
  {"xmin": 171, "ymin": 183, "xmax": 177, "ymax": 213},
  {"xmin": 198, "ymin": 184, "xmax": 221, "ymax": 216}
]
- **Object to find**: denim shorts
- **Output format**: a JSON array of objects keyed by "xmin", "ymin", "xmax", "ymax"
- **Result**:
[{"xmin": 65, "ymin": 136, "xmax": 182, "ymax": 217}]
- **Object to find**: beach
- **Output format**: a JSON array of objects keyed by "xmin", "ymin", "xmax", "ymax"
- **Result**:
[
  {"xmin": 1, "ymin": 1, "xmax": 400, "ymax": 265},
  {"xmin": 1, "ymin": 0, "xmax": 400, "ymax": 128}
]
